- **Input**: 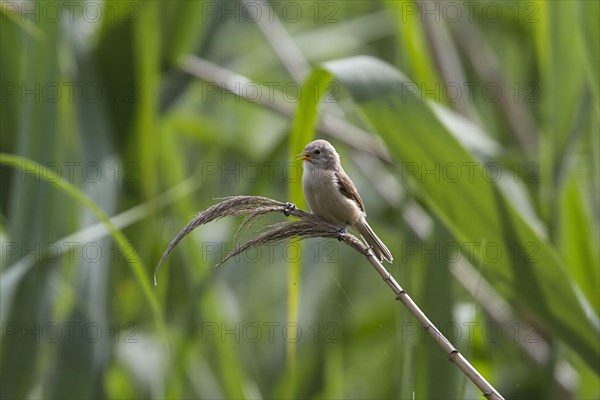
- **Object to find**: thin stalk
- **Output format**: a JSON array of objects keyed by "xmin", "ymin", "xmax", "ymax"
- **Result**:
[{"xmin": 365, "ymin": 251, "xmax": 505, "ymax": 400}]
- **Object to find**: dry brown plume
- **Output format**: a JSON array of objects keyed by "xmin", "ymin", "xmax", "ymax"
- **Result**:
[{"xmin": 153, "ymin": 195, "xmax": 367, "ymax": 286}]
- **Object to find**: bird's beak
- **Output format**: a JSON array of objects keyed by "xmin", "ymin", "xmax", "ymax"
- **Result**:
[{"xmin": 297, "ymin": 152, "xmax": 312, "ymax": 161}]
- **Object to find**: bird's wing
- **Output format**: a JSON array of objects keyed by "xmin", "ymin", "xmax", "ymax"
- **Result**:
[{"xmin": 335, "ymin": 168, "xmax": 366, "ymax": 213}]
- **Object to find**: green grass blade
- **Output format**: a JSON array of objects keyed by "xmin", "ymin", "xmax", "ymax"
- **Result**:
[
  {"xmin": 0, "ymin": 153, "xmax": 169, "ymax": 348},
  {"xmin": 284, "ymin": 68, "xmax": 334, "ymax": 395},
  {"xmin": 133, "ymin": 2, "xmax": 160, "ymax": 198},
  {"xmin": 535, "ymin": 2, "xmax": 587, "ymax": 228},
  {"xmin": 288, "ymin": 68, "xmax": 334, "ymax": 207},
  {"xmin": 578, "ymin": 1, "xmax": 600, "ymax": 111}
]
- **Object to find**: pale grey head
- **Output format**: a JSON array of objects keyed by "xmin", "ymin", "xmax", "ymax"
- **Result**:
[{"xmin": 298, "ymin": 139, "xmax": 340, "ymax": 170}]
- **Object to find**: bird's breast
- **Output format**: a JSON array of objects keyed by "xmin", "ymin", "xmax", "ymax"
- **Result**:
[{"xmin": 301, "ymin": 165, "xmax": 363, "ymax": 226}]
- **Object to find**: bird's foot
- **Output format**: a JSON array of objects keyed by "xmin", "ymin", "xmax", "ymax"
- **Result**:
[
  {"xmin": 336, "ymin": 225, "xmax": 348, "ymax": 241},
  {"xmin": 283, "ymin": 202, "xmax": 296, "ymax": 217}
]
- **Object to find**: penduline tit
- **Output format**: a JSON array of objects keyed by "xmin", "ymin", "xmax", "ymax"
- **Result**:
[{"xmin": 298, "ymin": 139, "xmax": 393, "ymax": 263}]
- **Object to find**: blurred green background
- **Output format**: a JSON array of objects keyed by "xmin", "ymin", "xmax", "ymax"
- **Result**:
[{"xmin": 1, "ymin": 0, "xmax": 598, "ymax": 399}]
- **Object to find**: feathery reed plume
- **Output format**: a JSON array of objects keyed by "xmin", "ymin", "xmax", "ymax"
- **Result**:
[{"xmin": 153, "ymin": 196, "xmax": 367, "ymax": 286}]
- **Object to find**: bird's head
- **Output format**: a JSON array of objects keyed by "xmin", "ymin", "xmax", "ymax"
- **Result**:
[{"xmin": 297, "ymin": 139, "xmax": 340, "ymax": 170}]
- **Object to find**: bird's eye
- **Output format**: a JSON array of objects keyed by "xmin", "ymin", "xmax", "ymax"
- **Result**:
[{"xmin": 314, "ymin": 149, "xmax": 321, "ymax": 155}]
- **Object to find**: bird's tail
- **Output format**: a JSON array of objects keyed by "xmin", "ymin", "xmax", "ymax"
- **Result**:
[{"xmin": 355, "ymin": 219, "xmax": 393, "ymax": 263}]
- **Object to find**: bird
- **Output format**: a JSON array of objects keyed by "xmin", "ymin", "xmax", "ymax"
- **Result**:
[{"xmin": 298, "ymin": 139, "xmax": 393, "ymax": 263}]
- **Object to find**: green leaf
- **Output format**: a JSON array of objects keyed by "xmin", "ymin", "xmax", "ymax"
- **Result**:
[
  {"xmin": 299, "ymin": 55, "xmax": 600, "ymax": 374},
  {"xmin": 578, "ymin": 1, "xmax": 600, "ymax": 110},
  {"xmin": 133, "ymin": 2, "xmax": 161, "ymax": 198},
  {"xmin": 0, "ymin": 153, "xmax": 169, "ymax": 348},
  {"xmin": 284, "ymin": 66, "xmax": 334, "ymax": 397},
  {"xmin": 559, "ymin": 174, "xmax": 600, "ymax": 313},
  {"xmin": 288, "ymin": 68, "xmax": 333, "ymax": 207},
  {"xmin": 535, "ymin": 2, "xmax": 587, "ymax": 224}
]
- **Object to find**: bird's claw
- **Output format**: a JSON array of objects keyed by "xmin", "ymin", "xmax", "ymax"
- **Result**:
[
  {"xmin": 336, "ymin": 226, "xmax": 348, "ymax": 241},
  {"xmin": 283, "ymin": 202, "xmax": 296, "ymax": 217}
]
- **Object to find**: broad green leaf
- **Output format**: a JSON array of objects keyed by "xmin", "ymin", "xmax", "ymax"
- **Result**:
[
  {"xmin": 299, "ymin": 56, "xmax": 599, "ymax": 374},
  {"xmin": 535, "ymin": 2, "xmax": 587, "ymax": 224}
]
